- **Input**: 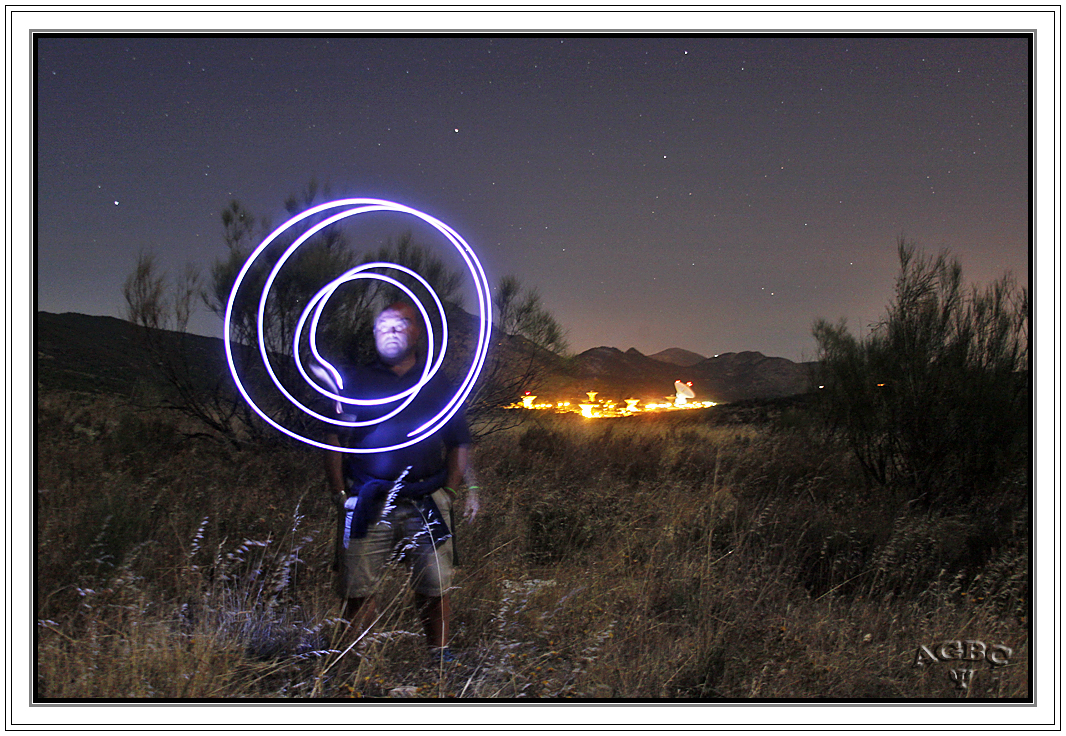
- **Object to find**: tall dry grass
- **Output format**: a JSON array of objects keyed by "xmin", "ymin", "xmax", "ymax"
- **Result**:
[{"xmin": 36, "ymin": 392, "xmax": 1028, "ymax": 699}]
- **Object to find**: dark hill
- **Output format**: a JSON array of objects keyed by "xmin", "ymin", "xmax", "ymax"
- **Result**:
[
  {"xmin": 648, "ymin": 347, "xmax": 706, "ymax": 367},
  {"xmin": 539, "ymin": 346, "xmax": 815, "ymax": 404},
  {"xmin": 688, "ymin": 352, "xmax": 816, "ymax": 402},
  {"xmin": 36, "ymin": 312, "xmax": 816, "ymax": 404},
  {"xmin": 36, "ymin": 312, "xmax": 227, "ymax": 395}
]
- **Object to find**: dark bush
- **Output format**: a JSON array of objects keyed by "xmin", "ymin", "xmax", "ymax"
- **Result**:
[{"xmin": 813, "ymin": 239, "xmax": 1029, "ymax": 507}]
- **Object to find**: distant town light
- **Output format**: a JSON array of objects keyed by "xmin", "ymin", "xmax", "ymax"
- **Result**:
[{"xmin": 508, "ymin": 386, "xmax": 717, "ymax": 418}]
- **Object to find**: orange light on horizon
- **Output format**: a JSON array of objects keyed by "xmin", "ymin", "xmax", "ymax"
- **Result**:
[{"xmin": 506, "ymin": 388, "xmax": 718, "ymax": 418}]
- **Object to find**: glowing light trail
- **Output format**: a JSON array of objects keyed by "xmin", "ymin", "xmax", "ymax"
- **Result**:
[
  {"xmin": 223, "ymin": 198, "xmax": 492, "ymax": 453},
  {"xmin": 290, "ymin": 266, "xmax": 439, "ymax": 428},
  {"xmin": 294, "ymin": 263, "xmax": 448, "ymax": 405}
]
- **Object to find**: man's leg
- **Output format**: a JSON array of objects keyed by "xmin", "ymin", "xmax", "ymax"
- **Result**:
[
  {"xmin": 414, "ymin": 593, "xmax": 450, "ymax": 649},
  {"xmin": 336, "ymin": 517, "xmax": 392, "ymax": 643},
  {"xmin": 341, "ymin": 596, "xmax": 377, "ymax": 641},
  {"xmin": 408, "ymin": 491, "xmax": 455, "ymax": 652}
]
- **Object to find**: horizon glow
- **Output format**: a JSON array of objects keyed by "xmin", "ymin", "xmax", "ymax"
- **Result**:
[{"xmin": 223, "ymin": 198, "xmax": 492, "ymax": 453}]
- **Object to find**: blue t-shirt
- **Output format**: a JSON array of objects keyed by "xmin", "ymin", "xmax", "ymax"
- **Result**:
[{"xmin": 335, "ymin": 361, "xmax": 472, "ymax": 484}]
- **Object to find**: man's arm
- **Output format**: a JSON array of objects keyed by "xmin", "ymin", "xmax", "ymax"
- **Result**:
[
  {"xmin": 445, "ymin": 444, "xmax": 468, "ymax": 491},
  {"xmin": 445, "ymin": 444, "xmax": 478, "ymax": 522}
]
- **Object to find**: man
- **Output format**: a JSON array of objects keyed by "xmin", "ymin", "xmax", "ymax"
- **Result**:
[{"xmin": 323, "ymin": 301, "xmax": 478, "ymax": 661}]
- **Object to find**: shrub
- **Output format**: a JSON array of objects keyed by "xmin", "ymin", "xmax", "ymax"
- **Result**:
[{"xmin": 812, "ymin": 239, "xmax": 1029, "ymax": 506}]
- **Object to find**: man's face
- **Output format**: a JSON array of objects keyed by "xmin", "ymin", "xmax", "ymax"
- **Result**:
[{"xmin": 373, "ymin": 308, "xmax": 418, "ymax": 364}]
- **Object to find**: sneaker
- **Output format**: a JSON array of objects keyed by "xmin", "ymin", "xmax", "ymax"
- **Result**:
[{"xmin": 428, "ymin": 646, "xmax": 458, "ymax": 665}]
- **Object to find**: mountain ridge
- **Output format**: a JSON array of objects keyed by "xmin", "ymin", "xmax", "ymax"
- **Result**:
[
  {"xmin": 541, "ymin": 344, "xmax": 815, "ymax": 404},
  {"xmin": 35, "ymin": 311, "xmax": 816, "ymax": 403},
  {"xmin": 647, "ymin": 347, "xmax": 707, "ymax": 367}
]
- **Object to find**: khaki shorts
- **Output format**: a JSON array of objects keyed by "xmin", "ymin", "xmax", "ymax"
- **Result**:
[{"xmin": 336, "ymin": 488, "xmax": 454, "ymax": 598}]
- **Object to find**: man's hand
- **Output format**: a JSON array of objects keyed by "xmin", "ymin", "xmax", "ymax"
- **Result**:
[{"xmin": 463, "ymin": 486, "xmax": 480, "ymax": 523}]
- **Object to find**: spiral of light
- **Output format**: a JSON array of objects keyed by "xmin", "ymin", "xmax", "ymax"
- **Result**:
[{"xmin": 223, "ymin": 198, "xmax": 492, "ymax": 453}]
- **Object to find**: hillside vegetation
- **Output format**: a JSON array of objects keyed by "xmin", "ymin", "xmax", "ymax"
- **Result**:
[
  {"xmin": 36, "ymin": 391, "xmax": 1027, "ymax": 700},
  {"xmin": 35, "ymin": 242, "xmax": 1030, "ymax": 701}
]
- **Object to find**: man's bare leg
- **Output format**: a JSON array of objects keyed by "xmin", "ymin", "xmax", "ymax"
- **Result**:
[
  {"xmin": 340, "ymin": 596, "xmax": 377, "ymax": 642},
  {"xmin": 415, "ymin": 593, "xmax": 450, "ymax": 649}
]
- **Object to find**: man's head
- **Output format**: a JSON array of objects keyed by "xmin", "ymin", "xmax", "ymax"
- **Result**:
[{"xmin": 373, "ymin": 302, "xmax": 422, "ymax": 366}]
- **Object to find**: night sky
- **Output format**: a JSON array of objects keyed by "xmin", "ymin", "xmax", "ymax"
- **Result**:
[{"xmin": 35, "ymin": 34, "xmax": 1030, "ymax": 362}]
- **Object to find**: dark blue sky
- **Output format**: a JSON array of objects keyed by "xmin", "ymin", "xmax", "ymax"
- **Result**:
[{"xmin": 35, "ymin": 33, "xmax": 1030, "ymax": 361}]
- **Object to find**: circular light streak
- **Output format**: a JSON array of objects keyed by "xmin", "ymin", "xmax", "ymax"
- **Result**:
[
  {"xmin": 291, "ymin": 264, "xmax": 442, "ymax": 427},
  {"xmin": 223, "ymin": 198, "xmax": 492, "ymax": 453}
]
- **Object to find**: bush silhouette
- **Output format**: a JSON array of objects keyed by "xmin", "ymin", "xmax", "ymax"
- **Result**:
[{"xmin": 812, "ymin": 239, "xmax": 1029, "ymax": 506}]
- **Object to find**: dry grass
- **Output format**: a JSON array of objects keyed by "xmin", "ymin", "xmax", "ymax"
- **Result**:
[{"xmin": 36, "ymin": 392, "xmax": 1029, "ymax": 700}]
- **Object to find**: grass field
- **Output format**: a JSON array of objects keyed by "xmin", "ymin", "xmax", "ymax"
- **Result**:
[{"xmin": 35, "ymin": 390, "xmax": 1029, "ymax": 700}]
